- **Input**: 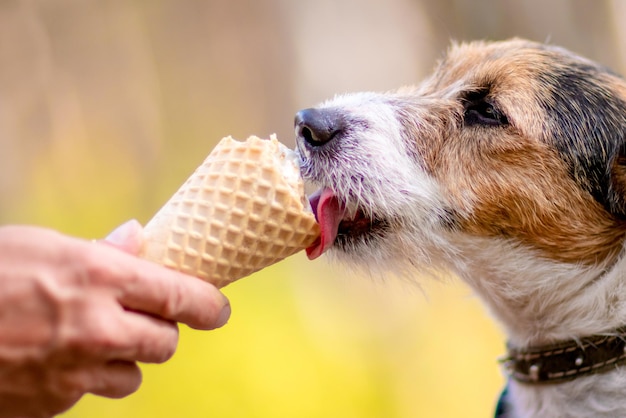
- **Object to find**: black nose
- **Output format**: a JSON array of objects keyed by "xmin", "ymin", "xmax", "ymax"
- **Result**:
[{"xmin": 294, "ymin": 108, "xmax": 344, "ymax": 146}]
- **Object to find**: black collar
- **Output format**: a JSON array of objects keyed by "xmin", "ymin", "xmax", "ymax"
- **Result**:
[{"xmin": 500, "ymin": 327, "xmax": 626, "ymax": 384}]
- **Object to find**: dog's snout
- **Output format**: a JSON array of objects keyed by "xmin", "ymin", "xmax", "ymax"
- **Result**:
[{"xmin": 295, "ymin": 108, "xmax": 344, "ymax": 146}]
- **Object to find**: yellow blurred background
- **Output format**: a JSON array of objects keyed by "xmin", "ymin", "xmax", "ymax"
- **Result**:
[{"xmin": 1, "ymin": 1, "xmax": 626, "ymax": 417}]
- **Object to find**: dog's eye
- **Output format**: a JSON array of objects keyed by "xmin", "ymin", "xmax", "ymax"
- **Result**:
[{"xmin": 463, "ymin": 92, "xmax": 508, "ymax": 127}]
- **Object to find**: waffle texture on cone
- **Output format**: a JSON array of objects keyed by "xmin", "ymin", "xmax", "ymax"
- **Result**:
[{"xmin": 141, "ymin": 135, "xmax": 320, "ymax": 288}]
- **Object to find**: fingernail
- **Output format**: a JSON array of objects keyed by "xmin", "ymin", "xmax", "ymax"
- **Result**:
[
  {"xmin": 105, "ymin": 219, "xmax": 142, "ymax": 246},
  {"xmin": 215, "ymin": 302, "xmax": 231, "ymax": 328}
]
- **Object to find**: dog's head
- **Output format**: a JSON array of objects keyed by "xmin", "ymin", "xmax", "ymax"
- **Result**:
[{"xmin": 296, "ymin": 39, "xmax": 626, "ymax": 278}]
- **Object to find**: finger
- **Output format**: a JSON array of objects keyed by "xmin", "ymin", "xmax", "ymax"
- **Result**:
[
  {"xmin": 117, "ymin": 263, "xmax": 232, "ymax": 330},
  {"xmin": 91, "ymin": 360, "xmax": 142, "ymax": 398},
  {"xmin": 112, "ymin": 311, "xmax": 180, "ymax": 364},
  {"xmin": 82, "ymin": 243, "xmax": 231, "ymax": 329},
  {"xmin": 65, "ymin": 360, "xmax": 142, "ymax": 399},
  {"xmin": 120, "ymin": 272, "xmax": 232, "ymax": 331},
  {"xmin": 101, "ymin": 219, "xmax": 144, "ymax": 255},
  {"xmin": 74, "ymin": 298, "xmax": 181, "ymax": 363}
]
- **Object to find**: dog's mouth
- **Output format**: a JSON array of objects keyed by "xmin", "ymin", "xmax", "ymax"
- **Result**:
[{"xmin": 306, "ymin": 188, "xmax": 386, "ymax": 259}]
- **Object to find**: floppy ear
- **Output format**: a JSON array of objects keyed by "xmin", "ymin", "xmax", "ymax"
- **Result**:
[
  {"xmin": 607, "ymin": 145, "xmax": 626, "ymax": 219},
  {"xmin": 602, "ymin": 74, "xmax": 626, "ymax": 219}
]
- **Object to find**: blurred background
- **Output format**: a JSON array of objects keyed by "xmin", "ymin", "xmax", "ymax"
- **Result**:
[{"xmin": 1, "ymin": 0, "xmax": 625, "ymax": 417}]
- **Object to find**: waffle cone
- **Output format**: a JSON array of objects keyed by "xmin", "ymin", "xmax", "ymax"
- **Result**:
[{"xmin": 140, "ymin": 135, "xmax": 320, "ymax": 288}]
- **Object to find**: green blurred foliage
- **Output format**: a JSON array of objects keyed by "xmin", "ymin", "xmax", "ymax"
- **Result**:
[{"xmin": 1, "ymin": 0, "xmax": 625, "ymax": 417}]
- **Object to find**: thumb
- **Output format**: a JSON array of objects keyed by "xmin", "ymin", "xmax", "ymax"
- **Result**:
[{"xmin": 103, "ymin": 219, "xmax": 144, "ymax": 255}]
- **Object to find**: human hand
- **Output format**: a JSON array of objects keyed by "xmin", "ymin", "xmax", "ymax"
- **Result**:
[{"xmin": 0, "ymin": 220, "xmax": 231, "ymax": 418}]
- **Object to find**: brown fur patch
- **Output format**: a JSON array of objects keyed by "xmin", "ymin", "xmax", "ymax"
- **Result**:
[
  {"xmin": 418, "ymin": 41, "xmax": 626, "ymax": 264},
  {"xmin": 436, "ymin": 131, "xmax": 625, "ymax": 264}
]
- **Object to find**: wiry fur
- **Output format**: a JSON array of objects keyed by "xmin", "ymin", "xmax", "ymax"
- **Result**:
[
  {"xmin": 295, "ymin": 39, "xmax": 626, "ymax": 417},
  {"xmin": 297, "ymin": 92, "xmax": 451, "ymax": 271}
]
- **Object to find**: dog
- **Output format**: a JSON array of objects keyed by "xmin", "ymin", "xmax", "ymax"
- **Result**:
[{"xmin": 294, "ymin": 38, "xmax": 626, "ymax": 418}]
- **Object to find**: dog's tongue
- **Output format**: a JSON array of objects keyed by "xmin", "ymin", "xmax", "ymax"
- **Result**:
[{"xmin": 306, "ymin": 188, "xmax": 344, "ymax": 260}]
